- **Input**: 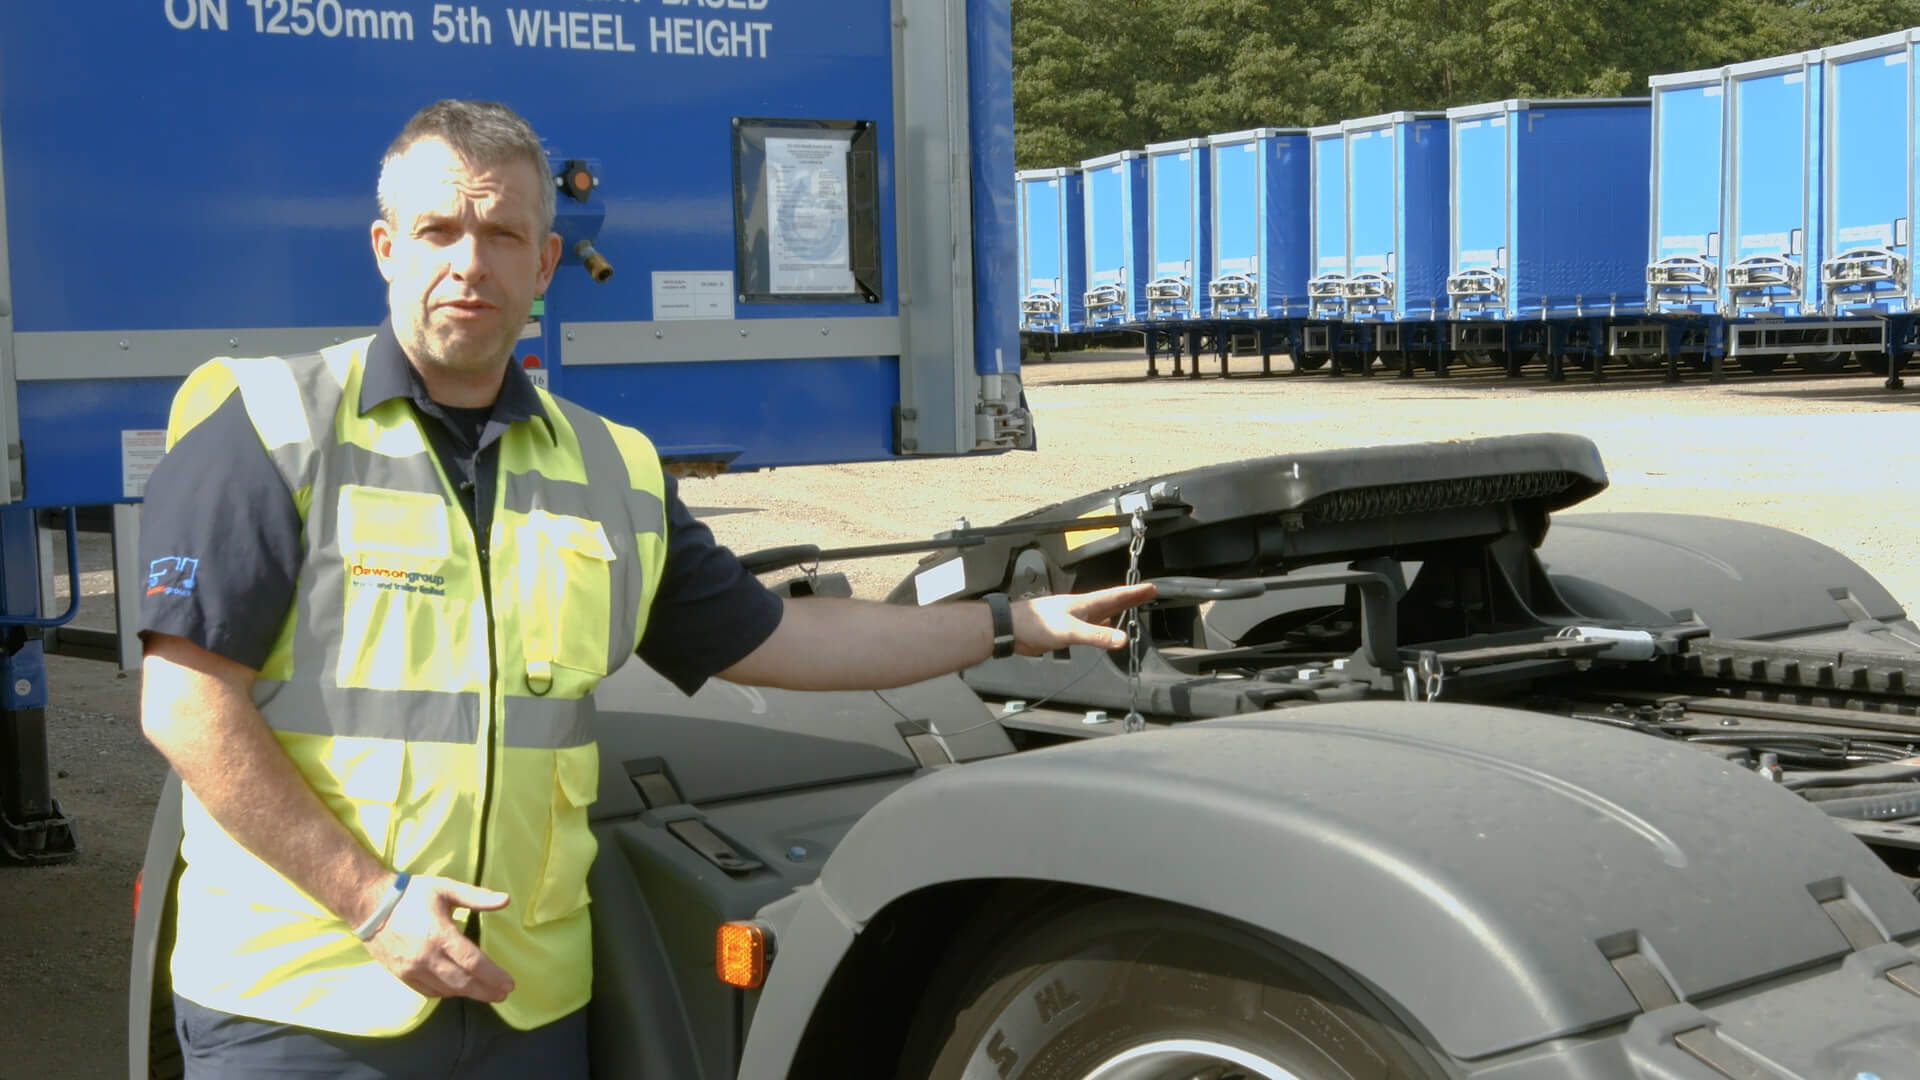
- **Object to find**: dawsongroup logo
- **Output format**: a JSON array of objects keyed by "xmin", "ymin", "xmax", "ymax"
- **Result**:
[
  {"xmin": 146, "ymin": 556, "xmax": 199, "ymax": 598},
  {"xmin": 351, "ymin": 564, "xmax": 447, "ymax": 597}
]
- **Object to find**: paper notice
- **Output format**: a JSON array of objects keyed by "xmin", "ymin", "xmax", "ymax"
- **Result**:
[
  {"xmin": 765, "ymin": 136, "xmax": 855, "ymax": 294},
  {"xmin": 122, "ymin": 430, "xmax": 167, "ymax": 498}
]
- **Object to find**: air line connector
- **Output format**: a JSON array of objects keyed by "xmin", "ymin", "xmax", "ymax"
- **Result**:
[{"xmin": 575, "ymin": 240, "xmax": 613, "ymax": 284}]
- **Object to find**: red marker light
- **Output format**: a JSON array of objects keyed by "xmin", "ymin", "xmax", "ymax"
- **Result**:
[{"xmin": 522, "ymin": 354, "xmax": 542, "ymax": 369}]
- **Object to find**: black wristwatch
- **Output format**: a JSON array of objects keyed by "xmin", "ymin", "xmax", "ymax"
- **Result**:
[{"xmin": 983, "ymin": 592, "xmax": 1016, "ymax": 659}]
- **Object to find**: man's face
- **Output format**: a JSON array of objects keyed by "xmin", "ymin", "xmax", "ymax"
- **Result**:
[{"xmin": 371, "ymin": 138, "xmax": 560, "ymax": 378}]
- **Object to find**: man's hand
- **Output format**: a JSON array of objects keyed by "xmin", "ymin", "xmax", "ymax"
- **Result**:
[
  {"xmin": 1009, "ymin": 582, "xmax": 1157, "ymax": 655},
  {"xmin": 364, "ymin": 876, "xmax": 515, "ymax": 1003}
]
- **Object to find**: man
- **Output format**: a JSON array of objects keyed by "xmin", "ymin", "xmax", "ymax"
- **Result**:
[{"xmin": 137, "ymin": 100, "xmax": 1151, "ymax": 1077}]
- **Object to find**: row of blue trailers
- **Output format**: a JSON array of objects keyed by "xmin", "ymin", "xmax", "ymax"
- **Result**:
[{"xmin": 1017, "ymin": 28, "xmax": 1920, "ymax": 383}]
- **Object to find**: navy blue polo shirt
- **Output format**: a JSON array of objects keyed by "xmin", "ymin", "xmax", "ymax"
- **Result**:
[{"xmin": 137, "ymin": 324, "xmax": 783, "ymax": 695}]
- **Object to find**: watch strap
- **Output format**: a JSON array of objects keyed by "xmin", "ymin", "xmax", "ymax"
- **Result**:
[{"xmin": 984, "ymin": 592, "xmax": 1016, "ymax": 659}]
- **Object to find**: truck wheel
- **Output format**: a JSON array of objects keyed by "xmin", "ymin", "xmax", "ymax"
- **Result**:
[
  {"xmin": 902, "ymin": 899, "xmax": 1444, "ymax": 1080},
  {"xmin": 1791, "ymin": 352, "xmax": 1847, "ymax": 374}
]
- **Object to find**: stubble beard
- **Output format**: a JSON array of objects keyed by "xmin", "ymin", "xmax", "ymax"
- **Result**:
[{"xmin": 405, "ymin": 308, "xmax": 518, "ymax": 379}]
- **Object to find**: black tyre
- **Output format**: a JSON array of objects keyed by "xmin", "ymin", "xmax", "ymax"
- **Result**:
[
  {"xmin": 1293, "ymin": 353, "xmax": 1329, "ymax": 372},
  {"xmin": 1735, "ymin": 354, "xmax": 1785, "ymax": 375},
  {"xmin": 902, "ymin": 898, "xmax": 1446, "ymax": 1080},
  {"xmin": 1859, "ymin": 353, "xmax": 1893, "ymax": 376},
  {"xmin": 1790, "ymin": 352, "xmax": 1847, "ymax": 374}
]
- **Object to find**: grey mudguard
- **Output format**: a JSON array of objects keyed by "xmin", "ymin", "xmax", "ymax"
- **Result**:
[
  {"xmin": 736, "ymin": 701, "xmax": 1920, "ymax": 1073},
  {"xmin": 1542, "ymin": 512, "xmax": 1906, "ymax": 639}
]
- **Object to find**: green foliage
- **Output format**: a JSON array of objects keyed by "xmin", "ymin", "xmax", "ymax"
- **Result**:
[{"xmin": 1012, "ymin": 0, "xmax": 1920, "ymax": 168}]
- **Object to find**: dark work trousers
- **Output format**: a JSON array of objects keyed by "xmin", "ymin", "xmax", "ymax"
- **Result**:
[{"xmin": 174, "ymin": 994, "xmax": 588, "ymax": 1079}]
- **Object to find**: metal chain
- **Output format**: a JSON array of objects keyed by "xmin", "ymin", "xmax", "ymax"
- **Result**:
[
  {"xmin": 1123, "ymin": 508, "xmax": 1147, "ymax": 733},
  {"xmin": 1409, "ymin": 650, "xmax": 1443, "ymax": 703}
]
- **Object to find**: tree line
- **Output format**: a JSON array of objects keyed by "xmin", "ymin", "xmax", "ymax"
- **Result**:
[{"xmin": 1012, "ymin": 0, "xmax": 1920, "ymax": 168}]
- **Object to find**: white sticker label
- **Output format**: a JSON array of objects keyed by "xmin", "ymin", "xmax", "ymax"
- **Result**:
[
  {"xmin": 1093, "ymin": 268, "xmax": 1120, "ymax": 283},
  {"xmin": 1353, "ymin": 254, "xmax": 1387, "ymax": 269},
  {"xmin": 1740, "ymin": 232, "xmax": 1790, "ymax": 252},
  {"xmin": 1490, "ymin": 116, "xmax": 1507, "ymax": 127},
  {"xmin": 1459, "ymin": 249, "xmax": 1500, "ymax": 264},
  {"xmin": 1704, "ymin": 85, "xmax": 1723, "ymax": 97},
  {"xmin": 1784, "ymin": 71, "xmax": 1805, "ymax": 84},
  {"xmin": 122, "ymin": 430, "xmax": 167, "ymax": 499},
  {"xmin": 1891, "ymin": 53, "xmax": 1909, "ymax": 66},
  {"xmin": 652, "ymin": 271, "xmax": 736, "ymax": 321},
  {"xmin": 524, "ymin": 367, "xmax": 550, "ymax": 390},
  {"xmin": 1155, "ymin": 261, "xmax": 1186, "ymax": 275},
  {"xmin": 913, "ymin": 558, "xmax": 966, "ymax": 606},
  {"xmin": 1661, "ymin": 234, "xmax": 1708, "ymax": 253},
  {"xmin": 1220, "ymin": 257, "xmax": 1253, "ymax": 271},
  {"xmin": 1318, "ymin": 255, "xmax": 1346, "ymax": 270},
  {"xmin": 1351, "ymin": 130, "xmax": 1373, "ymax": 140},
  {"xmin": 1456, "ymin": 119, "xmax": 1481, "ymax": 130},
  {"xmin": 1839, "ymin": 223, "xmax": 1894, "ymax": 245}
]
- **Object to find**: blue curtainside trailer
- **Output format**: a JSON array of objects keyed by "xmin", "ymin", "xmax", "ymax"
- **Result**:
[
  {"xmin": 1340, "ymin": 112, "xmax": 1449, "ymax": 324},
  {"xmin": 1724, "ymin": 50, "xmax": 1825, "ymax": 319},
  {"xmin": 1080, "ymin": 149, "xmax": 1151, "ymax": 328},
  {"xmin": 1016, "ymin": 167, "xmax": 1088, "ymax": 335},
  {"xmin": 1822, "ymin": 31, "xmax": 1915, "ymax": 317},
  {"xmin": 1444, "ymin": 99, "xmax": 1650, "ymax": 322},
  {"xmin": 1206, "ymin": 128, "xmax": 1312, "ymax": 322},
  {"xmin": 1143, "ymin": 138, "xmax": 1211, "ymax": 322},
  {"xmin": 0, "ymin": 0, "xmax": 1029, "ymax": 863},
  {"xmin": 1646, "ymin": 66, "xmax": 1730, "ymax": 318},
  {"xmin": 1307, "ymin": 124, "xmax": 1350, "ymax": 325}
]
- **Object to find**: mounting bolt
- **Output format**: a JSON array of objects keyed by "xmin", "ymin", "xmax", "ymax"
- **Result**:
[
  {"xmin": 899, "ymin": 408, "xmax": 918, "ymax": 421},
  {"xmin": 785, "ymin": 845, "xmax": 808, "ymax": 862},
  {"xmin": 228, "ymin": 337, "xmax": 238, "ymax": 347},
  {"xmin": 901, "ymin": 438, "xmax": 917, "ymax": 452},
  {"xmin": 565, "ymin": 330, "xmax": 575, "ymax": 342},
  {"xmin": 118, "ymin": 340, "xmax": 129, "ymax": 350}
]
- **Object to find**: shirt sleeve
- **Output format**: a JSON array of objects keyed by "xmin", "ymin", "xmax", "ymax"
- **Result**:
[
  {"xmin": 636, "ymin": 473, "xmax": 784, "ymax": 695},
  {"xmin": 136, "ymin": 389, "xmax": 304, "ymax": 671}
]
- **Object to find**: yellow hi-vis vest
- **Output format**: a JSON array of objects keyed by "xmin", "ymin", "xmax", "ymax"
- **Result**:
[{"xmin": 162, "ymin": 336, "xmax": 669, "ymax": 1035}]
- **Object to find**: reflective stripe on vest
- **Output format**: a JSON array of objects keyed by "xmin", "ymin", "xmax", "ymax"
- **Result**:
[{"xmin": 166, "ymin": 337, "xmax": 669, "ymax": 1035}]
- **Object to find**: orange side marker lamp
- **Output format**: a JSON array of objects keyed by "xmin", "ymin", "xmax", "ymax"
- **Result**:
[{"xmin": 716, "ymin": 921, "xmax": 773, "ymax": 990}]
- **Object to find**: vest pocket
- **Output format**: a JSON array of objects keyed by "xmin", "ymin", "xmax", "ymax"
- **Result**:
[
  {"xmin": 528, "ymin": 746, "xmax": 599, "ymax": 926},
  {"xmin": 518, "ymin": 514, "xmax": 615, "ymax": 688}
]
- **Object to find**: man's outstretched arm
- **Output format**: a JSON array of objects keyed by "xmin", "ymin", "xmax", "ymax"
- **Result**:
[{"xmin": 715, "ymin": 583, "xmax": 1155, "ymax": 691}]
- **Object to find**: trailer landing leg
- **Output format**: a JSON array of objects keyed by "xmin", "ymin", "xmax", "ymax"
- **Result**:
[{"xmin": 0, "ymin": 507, "xmax": 76, "ymax": 866}]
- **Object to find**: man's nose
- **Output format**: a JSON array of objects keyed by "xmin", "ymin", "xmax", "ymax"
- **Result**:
[{"xmin": 447, "ymin": 232, "xmax": 486, "ymax": 281}]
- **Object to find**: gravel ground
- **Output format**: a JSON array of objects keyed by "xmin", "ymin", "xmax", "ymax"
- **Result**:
[{"xmin": 2, "ymin": 349, "xmax": 1916, "ymax": 1078}]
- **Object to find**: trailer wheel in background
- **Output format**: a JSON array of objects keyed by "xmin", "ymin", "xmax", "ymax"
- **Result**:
[
  {"xmin": 1861, "ymin": 353, "xmax": 1894, "ymax": 376},
  {"xmin": 1790, "ymin": 352, "xmax": 1848, "ymax": 374},
  {"xmin": 900, "ymin": 898, "xmax": 1445, "ymax": 1080},
  {"xmin": 1293, "ymin": 352, "xmax": 1329, "ymax": 372},
  {"xmin": 1736, "ymin": 354, "xmax": 1785, "ymax": 375}
]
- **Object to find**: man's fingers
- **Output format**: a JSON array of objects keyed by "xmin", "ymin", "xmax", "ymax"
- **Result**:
[
  {"xmin": 443, "ymin": 934, "xmax": 516, "ymax": 1002},
  {"xmin": 1071, "ymin": 582, "xmax": 1157, "ymax": 620},
  {"xmin": 436, "ymin": 880, "xmax": 511, "ymax": 913}
]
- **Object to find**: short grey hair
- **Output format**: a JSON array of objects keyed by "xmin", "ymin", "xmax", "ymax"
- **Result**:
[{"xmin": 376, "ymin": 100, "xmax": 555, "ymax": 229}]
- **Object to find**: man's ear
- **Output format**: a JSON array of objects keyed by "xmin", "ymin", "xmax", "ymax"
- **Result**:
[
  {"xmin": 370, "ymin": 218, "xmax": 396, "ymax": 284},
  {"xmin": 538, "ymin": 231, "xmax": 562, "ymax": 292}
]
